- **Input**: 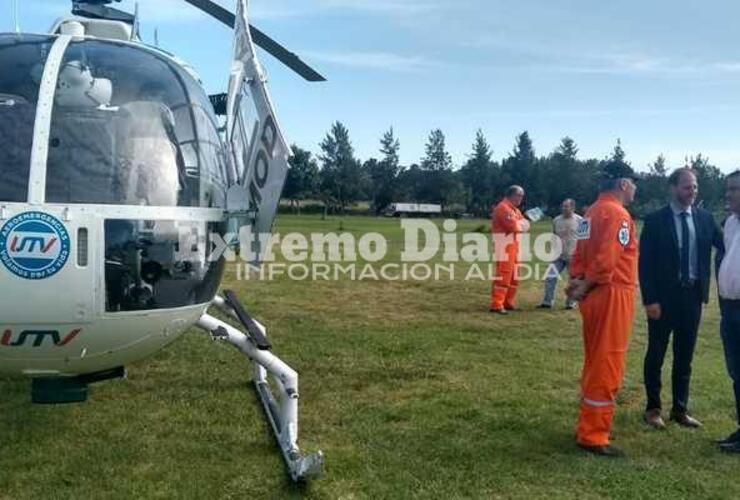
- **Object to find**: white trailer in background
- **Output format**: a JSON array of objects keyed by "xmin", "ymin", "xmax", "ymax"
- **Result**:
[{"xmin": 386, "ymin": 203, "xmax": 443, "ymax": 217}]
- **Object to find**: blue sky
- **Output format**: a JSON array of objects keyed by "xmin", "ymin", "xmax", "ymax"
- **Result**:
[{"xmin": 10, "ymin": 0, "xmax": 740, "ymax": 172}]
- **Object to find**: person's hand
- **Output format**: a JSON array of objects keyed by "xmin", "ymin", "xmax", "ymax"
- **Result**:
[
  {"xmin": 565, "ymin": 279, "xmax": 581, "ymax": 300},
  {"xmin": 645, "ymin": 303, "xmax": 662, "ymax": 320},
  {"xmin": 566, "ymin": 278, "xmax": 590, "ymax": 302}
]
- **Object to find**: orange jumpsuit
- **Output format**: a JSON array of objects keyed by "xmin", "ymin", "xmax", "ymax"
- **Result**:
[
  {"xmin": 570, "ymin": 193, "xmax": 638, "ymax": 446},
  {"xmin": 491, "ymin": 199, "xmax": 530, "ymax": 311}
]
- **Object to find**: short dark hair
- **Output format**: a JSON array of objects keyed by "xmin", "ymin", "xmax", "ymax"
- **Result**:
[
  {"xmin": 505, "ymin": 185, "xmax": 523, "ymax": 197},
  {"xmin": 599, "ymin": 178, "xmax": 619, "ymax": 192},
  {"xmin": 728, "ymin": 170, "xmax": 740, "ymax": 182},
  {"xmin": 669, "ymin": 167, "xmax": 697, "ymax": 186}
]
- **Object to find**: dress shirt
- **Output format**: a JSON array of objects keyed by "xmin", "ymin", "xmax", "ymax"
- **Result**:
[
  {"xmin": 671, "ymin": 202, "xmax": 698, "ymax": 281},
  {"xmin": 719, "ymin": 214, "xmax": 740, "ymax": 300}
]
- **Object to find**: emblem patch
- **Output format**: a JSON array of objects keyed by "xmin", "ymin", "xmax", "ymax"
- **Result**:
[
  {"xmin": 0, "ymin": 212, "xmax": 70, "ymax": 280},
  {"xmin": 576, "ymin": 218, "xmax": 591, "ymax": 240},
  {"xmin": 618, "ymin": 226, "xmax": 630, "ymax": 246}
]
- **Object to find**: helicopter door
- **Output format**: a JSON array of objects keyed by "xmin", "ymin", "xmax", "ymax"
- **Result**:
[{"xmin": 226, "ymin": 0, "xmax": 290, "ymax": 265}]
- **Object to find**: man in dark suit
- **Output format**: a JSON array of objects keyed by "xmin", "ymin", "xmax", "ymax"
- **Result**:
[{"xmin": 639, "ymin": 167, "xmax": 723, "ymax": 429}]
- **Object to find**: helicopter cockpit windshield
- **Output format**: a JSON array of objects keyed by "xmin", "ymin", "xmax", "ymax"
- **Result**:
[
  {"xmin": 42, "ymin": 38, "xmax": 228, "ymax": 209},
  {"xmin": 0, "ymin": 35, "xmax": 54, "ymax": 203}
]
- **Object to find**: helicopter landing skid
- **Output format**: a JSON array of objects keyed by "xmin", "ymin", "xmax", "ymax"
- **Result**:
[{"xmin": 196, "ymin": 308, "xmax": 324, "ymax": 482}]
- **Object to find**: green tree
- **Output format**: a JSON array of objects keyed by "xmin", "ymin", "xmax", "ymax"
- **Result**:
[
  {"xmin": 418, "ymin": 129, "xmax": 457, "ymax": 207},
  {"xmin": 396, "ymin": 163, "xmax": 423, "ymax": 202},
  {"xmin": 611, "ymin": 138, "xmax": 626, "ymax": 163},
  {"xmin": 284, "ymin": 145, "xmax": 319, "ymax": 213},
  {"xmin": 318, "ymin": 122, "xmax": 365, "ymax": 212},
  {"xmin": 460, "ymin": 129, "xmax": 495, "ymax": 216},
  {"xmin": 503, "ymin": 132, "xmax": 535, "ymax": 185},
  {"xmin": 650, "ymin": 154, "xmax": 667, "ymax": 176},
  {"xmin": 689, "ymin": 154, "xmax": 725, "ymax": 212},
  {"xmin": 421, "ymin": 129, "xmax": 453, "ymax": 171},
  {"xmin": 544, "ymin": 137, "xmax": 588, "ymax": 213},
  {"xmin": 502, "ymin": 131, "xmax": 543, "ymax": 206},
  {"xmin": 636, "ymin": 154, "xmax": 670, "ymax": 215},
  {"xmin": 558, "ymin": 136, "xmax": 579, "ymax": 159},
  {"xmin": 367, "ymin": 127, "xmax": 401, "ymax": 213}
]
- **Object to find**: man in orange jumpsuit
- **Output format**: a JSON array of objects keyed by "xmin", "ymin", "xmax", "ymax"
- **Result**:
[
  {"xmin": 567, "ymin": 161, "xmax": 639, "ymax": 457},
  {"xmin": 490, "ymin": 185, "xmax": 531, "ymax": 314}
]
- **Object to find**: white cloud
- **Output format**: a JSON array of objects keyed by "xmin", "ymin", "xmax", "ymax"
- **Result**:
[
  {"xmin": 248, "ymin": 0, "xmax": 444, "ymax": 20},
  {"xmin": 302, "ymin": 50, "xmax": 438, "ymax": 72},
  {"xmin": 474, "ymin": 105, "xmax": 740, "ymax": 120},
  {"xmin": 315, "ymin": 0, "xmax": 441, "ymax": 15},
  {"xmin": 551, "ymin": 55, "xmax": 740, "ymax": 78},
  {"xmin": 462, "ymin": 35, "xmax": 740, "ymax": 79},
  {"xmin": 250, "ymin": 5, "xmax": 306, "ymax": 21}
]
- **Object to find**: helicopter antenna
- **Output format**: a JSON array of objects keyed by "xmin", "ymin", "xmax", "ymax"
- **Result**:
[
  {"xmin": 12, "ymin": 0, "xmax": 20, "ymax": 33},
  {"xmin": 133, "ymin": 2, "xmax": 140, "ymax": 40},
  {"xmin": 154, "ymin": 27, "xmax": 160, "ymax": 47}
]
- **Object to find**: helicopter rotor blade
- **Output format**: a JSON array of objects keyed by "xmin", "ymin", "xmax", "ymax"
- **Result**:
[
  {"xmin": 249, "ymin": 25, "xmax": 326, "ymax": 82},
  {"xmin": 181, "ymin": 0, "xmax": 326, "ymax": 82}
]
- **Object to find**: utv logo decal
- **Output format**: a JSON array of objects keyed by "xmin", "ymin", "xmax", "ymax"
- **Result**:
[
  {"xmin": 1, "ymin": 329, "xmax": 82, "ymax": 348},
  {"xmin": 0, "ymin": 212, "xmax": 70, "ymax": 279}
]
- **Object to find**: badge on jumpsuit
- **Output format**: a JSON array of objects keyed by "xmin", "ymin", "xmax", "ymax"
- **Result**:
[
  {"xmin": 618, "ymin": 221, "xmax": 630, "ymax": 246},
  {"xmin": 576, "ymin": 219, "xmax": 591, "ymax": 240}
]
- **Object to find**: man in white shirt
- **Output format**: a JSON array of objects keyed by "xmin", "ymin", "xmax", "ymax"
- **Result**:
[
  {"xmin": 539, "ymin": 199, "xmax": 582, "ymax": 309},
  {"xmin": 717, "ymin": 170, "xmax": 740, "ymax": 452}
]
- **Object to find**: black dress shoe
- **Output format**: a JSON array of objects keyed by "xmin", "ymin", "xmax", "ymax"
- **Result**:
[
  {"xmin": 720, "ymin": 440, "xmax": 740, "ymax": 454},
  {"xmin": 489, "ymin": 308, "xmax": 508, "ymax": 315},
  {"xmin": 717, "ymin": 429, "xmax": 740, "ymax": 445},
  {"xmin": 644, "ymin": 409, "xmax": 667, "ymax": 430},
  {"xmin": 670, "ymin": 411, "xmax": 702, "ymax": 428},
  {"xmin": 577, "ymin": 443, "xmax": 626, "ymax": 458},
  {"xmin": 504, "ymin": 306, "xmax": 518, "ymax": 311},
  {"xmin": 537, "ymin": 303, "xmax": 552, "ymax": 309}
]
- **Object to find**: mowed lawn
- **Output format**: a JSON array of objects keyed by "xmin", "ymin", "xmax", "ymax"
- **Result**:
[{"xmin": 1, "ymin": 215, "xmax": 738, "ymax": 499}]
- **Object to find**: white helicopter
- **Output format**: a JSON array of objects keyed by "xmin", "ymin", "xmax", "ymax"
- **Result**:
[{"xmin": 0, "ymin": 0, "xmax": 324, "ymax": 481}]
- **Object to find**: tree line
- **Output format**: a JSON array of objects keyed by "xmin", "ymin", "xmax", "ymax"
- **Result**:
[{"xmin": 283, "ymin": 122, "xmax": 729, "ymax": 218}]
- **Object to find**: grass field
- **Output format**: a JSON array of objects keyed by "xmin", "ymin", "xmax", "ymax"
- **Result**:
[{"xmin": 1, "ymin": 215, "xmax": 738, "ymax": 499}]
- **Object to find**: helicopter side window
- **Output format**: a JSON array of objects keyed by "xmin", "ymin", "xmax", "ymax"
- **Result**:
[
  {"xmin": 177, "ymin": 75, "xmax": 229, "ymax": 208},
  {"xmin": 191, "ymin": 105, "xmax": 228, "ymax": 208},
  {"xmin": 0, "ymin": 35, "xmax": 54, "ymax": 202},
  {"xmin": 104, "ymin": 219, "xmax": 225, "ymax": 312}
]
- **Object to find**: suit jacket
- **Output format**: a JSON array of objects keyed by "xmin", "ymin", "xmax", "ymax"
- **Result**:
[{"xmin": 639, "ymin": 205, "xmax": 723, "ymax": 306}]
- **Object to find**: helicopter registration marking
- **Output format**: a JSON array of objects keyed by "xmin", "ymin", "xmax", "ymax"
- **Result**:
[
  {"xmin": 0, "ymin": 212, "xmax": 70, "ymax": 280},
  {"xmin": 247, "ymin": 114, "xmax": 278, "ymax": 212}
]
